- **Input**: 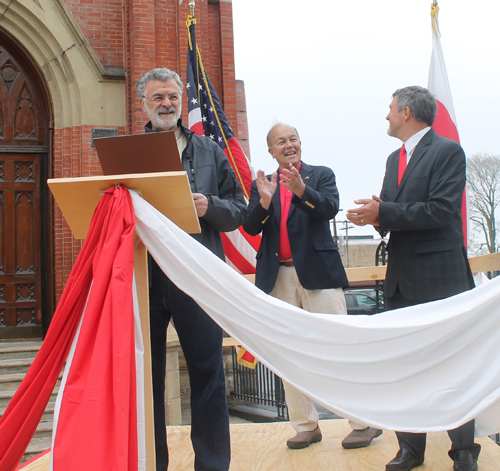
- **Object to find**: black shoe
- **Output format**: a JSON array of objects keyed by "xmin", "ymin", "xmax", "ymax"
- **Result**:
[
  {"xmin": 386, "ymin": 448, "xmax": 424, "ymax": 471},
  {"xmin": 453, "ymin": 450, "xmax": 478, "ymax": 471}
]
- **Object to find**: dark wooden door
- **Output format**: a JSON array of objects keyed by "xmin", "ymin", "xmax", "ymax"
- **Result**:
[
  {"xmin": 0, "ymin": 154, "xmax": 43, "ymax": 336},
  {"xmin": 0, "ymin": 30, "xmax": 52, "ymax": 338}
]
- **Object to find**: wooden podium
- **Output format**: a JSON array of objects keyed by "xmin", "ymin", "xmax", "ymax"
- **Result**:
[{"xmin": 47, "ymin": 171, "xmax": 201, "ymax": 471}]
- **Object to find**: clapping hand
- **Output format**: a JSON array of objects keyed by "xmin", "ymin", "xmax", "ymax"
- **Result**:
[{"xmin": 256, "ymin": 170, "xmax": 278, "ymax": 210}]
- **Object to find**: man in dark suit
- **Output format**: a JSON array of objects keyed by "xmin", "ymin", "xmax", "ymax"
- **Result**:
[
  {"xmin": 244, "ymin": 123, "xmax": 382, "ymax": 450},
  {"xmin": 347, "ymin": 86, "xmax": 480, "ymax": 471}
]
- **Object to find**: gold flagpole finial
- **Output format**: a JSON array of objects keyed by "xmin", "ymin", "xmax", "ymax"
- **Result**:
[
  {"xmin": 431, "ymin": 1, "xmax": 440, "ymax": 37},
  {"xmin": 186, "ymin": 0, "xmax": 196, "ymax": 36}
]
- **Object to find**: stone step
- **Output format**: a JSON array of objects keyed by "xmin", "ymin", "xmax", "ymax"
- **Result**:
[
  {"xmin": 0, "ymin": 357, "xmax": 34, "ymax": 375},
  {"xmin": 0, "ymin": 372, "xmax": 28, "ymax": 390},
  {"xmin": 33, "ymin": 420, "xmax": 54, "ymax": 440},
  {"xmin": 0, "ymin": 339, "xmax": 55, "ymax": 464},
  {"xmin": 0, "ymin": 388, "xmax": 15, "ymax": 408},
  {"xmin": 0, "ymin": 340, "xmax": 42, "ymax": 360},
  {"xmin": 0, "ymin": 373, "xmax": 62, "ymax": 393},
  {"xmin": 21, "ymin": 438, "xmax": 52, "ymax": 464},
  {"xmin": 39, "ymin": 400, "xmax": 56, "ymax": 423}
]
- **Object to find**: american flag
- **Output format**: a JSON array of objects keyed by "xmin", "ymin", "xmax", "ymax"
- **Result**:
[
  {"xmin": 187, "ymin": 16, "xmax": 259, "ymax": 368},
  {"xmin": 186, "ymin": 16, "xmax": 261, "ymax": 275}
]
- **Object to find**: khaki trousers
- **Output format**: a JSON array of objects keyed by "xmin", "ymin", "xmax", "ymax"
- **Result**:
[{"xmin": 270, "ymin": 265, "xmax": 364, "ymax": 432}]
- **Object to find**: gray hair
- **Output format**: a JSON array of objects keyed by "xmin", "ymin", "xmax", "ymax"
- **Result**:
[
  {"xmin": 266, "ymin": 122, "xmax": 300, "ymax": 147},
  {"xmin": 136, "ymin": 68, "xmax": 184, "ymax": 99},
  {"xmin": 392, "ymin": 86, "xmax": 437, "ymax": 126}
]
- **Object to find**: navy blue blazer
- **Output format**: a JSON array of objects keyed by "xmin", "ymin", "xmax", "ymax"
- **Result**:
[
  {"xmin": 243, "ymin": 161, "xmax": 349, "ymax": 294},
  {"xmin": 378, "ymin": 129, "xmax": 474, "ymax": 301}
]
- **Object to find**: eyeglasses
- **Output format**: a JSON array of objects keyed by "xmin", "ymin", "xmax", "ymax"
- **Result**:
[{"xmin": 142, "ymin": 94, "xmax": 180, "ymax": 103}]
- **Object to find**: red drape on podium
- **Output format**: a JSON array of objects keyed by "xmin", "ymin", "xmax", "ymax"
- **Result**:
[{"xmin": 0, "ymin": 186, "xmax": 137, "ymax": 471}]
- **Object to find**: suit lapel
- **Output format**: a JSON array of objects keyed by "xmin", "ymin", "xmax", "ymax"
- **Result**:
[
  {"xmin": 382, "ymin": 151, "xmax": 400, "ymax": 202},
  {"xmin": 395, "ymin": 129, "xmax": 435, "ymax": 199}
]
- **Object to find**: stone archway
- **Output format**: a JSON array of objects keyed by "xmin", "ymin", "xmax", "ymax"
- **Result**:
[{"xmin": 0, "ymin": 28, "xmax": 54, "ymax": 339}]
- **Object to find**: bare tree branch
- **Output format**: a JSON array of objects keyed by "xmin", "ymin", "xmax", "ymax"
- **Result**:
[{"xmin": 467, "ymin": 154, "xmax": 500, "ymax": 254}]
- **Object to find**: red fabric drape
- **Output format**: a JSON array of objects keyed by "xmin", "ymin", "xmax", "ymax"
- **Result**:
[{"xmin": 0, "ymin": 186, "xmax": 136, "ymax": 471}]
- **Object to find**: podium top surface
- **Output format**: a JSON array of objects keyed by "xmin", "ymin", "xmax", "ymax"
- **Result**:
[{"xmin": 48, "ymin": 172, "xmax": 201, "ymax": 239}]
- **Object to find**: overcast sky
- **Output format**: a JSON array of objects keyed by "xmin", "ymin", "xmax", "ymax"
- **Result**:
[{"xmin": 232, "ymin": 0, "xmax": 500, "ymax": 238}]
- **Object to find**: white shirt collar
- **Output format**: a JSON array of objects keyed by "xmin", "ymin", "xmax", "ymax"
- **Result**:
[{"xmin": 403, "ymin": 126, "xmax": 431, "ymax": 162}]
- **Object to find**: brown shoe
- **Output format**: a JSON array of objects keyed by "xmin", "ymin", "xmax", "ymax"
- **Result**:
[
  {"xmin": 341, "ymin": 427, "xmax": 383, "ymax": 449},
  {"xmin": 286, "ymin": 426, "xmax": 322, "ymax": 449}
]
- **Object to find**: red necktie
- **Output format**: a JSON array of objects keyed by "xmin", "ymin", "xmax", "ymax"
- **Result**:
[{"xmin": 398, "ymin": 144, "xmax": 407, "ymax": 186}]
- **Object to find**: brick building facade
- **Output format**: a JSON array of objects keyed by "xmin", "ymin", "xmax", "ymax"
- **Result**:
[
  {"xmin": 235, "ymin": 79, "xmax": 251, "ymax": 159},
  {"xmin": 0, "ymin": 0, "xmax": 243, "ymax": 339}
]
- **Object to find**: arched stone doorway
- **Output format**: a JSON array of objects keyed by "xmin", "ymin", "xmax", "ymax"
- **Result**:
[{"xmin": 0, "ymin": 28, "xmax": 54, "ymax": 339}]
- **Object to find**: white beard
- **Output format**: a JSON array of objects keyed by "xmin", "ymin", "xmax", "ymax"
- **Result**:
[{"xmin": 146, "ymin": 105, "xmax": 181, "ymax": 131}]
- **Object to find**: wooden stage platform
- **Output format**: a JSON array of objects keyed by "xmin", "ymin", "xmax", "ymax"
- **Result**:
[{"xmin": 20, "ymin": 419, "xmax": 499, "ymax": 470}]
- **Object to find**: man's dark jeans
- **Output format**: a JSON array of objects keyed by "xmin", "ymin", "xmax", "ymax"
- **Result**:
[{"xmin": 149, "ymin": 259, "xmax": 230, "ymax": 471}]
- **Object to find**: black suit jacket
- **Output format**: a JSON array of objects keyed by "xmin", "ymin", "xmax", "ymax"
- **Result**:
[
  {"xmin": 243, "ymin": 162, "xmax": 348, "ymax": 294},
  {"xmin": 378, "ymin": 129, "xmax": 474, "ymax": 301}
]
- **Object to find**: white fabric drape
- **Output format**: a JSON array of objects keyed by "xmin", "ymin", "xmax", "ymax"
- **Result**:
[{"xmin": 130, "ymin": 190, "xmax": 500, "ymax": 437}]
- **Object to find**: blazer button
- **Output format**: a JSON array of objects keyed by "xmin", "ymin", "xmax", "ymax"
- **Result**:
[{"xmin": 275, "ymin": 253, "xmax": 279, "ymax": 257}]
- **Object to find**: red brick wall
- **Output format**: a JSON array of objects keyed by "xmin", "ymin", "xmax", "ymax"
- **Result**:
[
  {"xmin": 219, "ymin": 1, "xmax": 237, "ymax": 136},
  {"xmin": 206, "ymin": 3, "xmax": 223, "ymax": 99},
  {"xmin": 60, "ymin": 0, "xmax": 237, "ymax": 134},
  {"xmin": 63, "ymin": 0, "xmax": 124, "ymax": 69},
  {"xmin": 52, "ymin": 125, "xmax": 125, "ymax": 300},
  {"xmin": 236, "ymin": 80, "xmax": 251, "ymax": 159},
  {"xmin": 124, "ymin": 0, "xmax": 238, "ymax": 135}
]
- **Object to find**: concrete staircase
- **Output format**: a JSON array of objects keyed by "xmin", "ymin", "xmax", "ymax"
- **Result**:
[{"xmin": 0, "ymin": 340, "xmax": 60, "ymax": 464}]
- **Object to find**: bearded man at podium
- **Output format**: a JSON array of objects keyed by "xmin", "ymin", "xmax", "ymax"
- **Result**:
[{"xmin": 136, "ymin": 67, "xmax": 248, "ymax": 471}]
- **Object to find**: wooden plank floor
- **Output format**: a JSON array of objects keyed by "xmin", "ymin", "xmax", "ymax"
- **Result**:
[{"xmin": 20, "ymin": 419, "xmax": 499, "ymax": 470}]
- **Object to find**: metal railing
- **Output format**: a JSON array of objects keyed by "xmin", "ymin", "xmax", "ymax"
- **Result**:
[{"xmin": 231, "ymin": 350, "xmax": 288, "ymax": 420}]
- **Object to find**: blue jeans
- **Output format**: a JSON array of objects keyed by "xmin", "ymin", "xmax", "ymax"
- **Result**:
[{"xmin": 149, "ymin": 259, "xmax": 230, "ymax": 471}]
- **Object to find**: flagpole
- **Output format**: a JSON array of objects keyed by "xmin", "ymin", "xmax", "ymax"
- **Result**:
[{"xmin": 189, "ymin": 0, "xmax": 195, "ymax": 18}]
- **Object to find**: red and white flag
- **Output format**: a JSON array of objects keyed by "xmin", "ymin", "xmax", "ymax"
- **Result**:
[{"xmin": 428, "ymin": 2, "xmax": 468, "ymax": 246}]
